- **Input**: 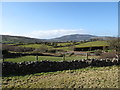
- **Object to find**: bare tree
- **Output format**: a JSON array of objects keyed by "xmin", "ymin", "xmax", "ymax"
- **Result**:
[{"xmin": 108, "ymin": 38, "xmax": 120, "ymax": 60}]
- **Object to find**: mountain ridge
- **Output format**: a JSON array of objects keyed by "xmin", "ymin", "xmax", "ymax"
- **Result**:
[
  {"xmin": 48, "ymin": 34, "xmax": 97, "ymax": 42},
  {"xmin": 1, "ymin": 34, "xmax": 115, "ymax": 43}
]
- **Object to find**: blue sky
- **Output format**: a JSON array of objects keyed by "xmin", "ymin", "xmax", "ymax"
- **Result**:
[{"xmin": 2, "ymin": 2, "xmax": 118, "ymax": 39}]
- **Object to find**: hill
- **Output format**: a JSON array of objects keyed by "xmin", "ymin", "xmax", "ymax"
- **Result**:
[
  {"xmin": 90, "ymin": 36, "xmax": 116, "ymax": 41},
  {"xmin": 49, "ymin": 34, "xmax": 97, "ymax": 42},
  {"xmin": 49, "ymin": 34, "xmax": 116, "ymax": 42},
  {"xmin": 1, "ymin": 34, "xmax": 115, "ymax": 44},
  {"xmin": 1, "ymin": 35, "xmax": 45, "ymax": 44}
]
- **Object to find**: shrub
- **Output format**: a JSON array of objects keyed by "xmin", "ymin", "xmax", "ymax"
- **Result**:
[
  {"xmin": 47, "ymin": 49, "xmax": 56, "ymax": 53},
  {"xmin": 2, "ymin": 44, "xmax": 35, "ymax": 52},
  {"xmin": 33, "ymin": 45, "xmax": 48, "ymax": 53},
  {"xmin": 99, "ymin": 52, "xmax": 116, "ymax": 59},
  {"xmin": 94, "ymin": 50, "xmax": 102, "ymax": 56},
  {"xmin": 2, "ymin": 50, "xmax": 9, "ymax": 55}
]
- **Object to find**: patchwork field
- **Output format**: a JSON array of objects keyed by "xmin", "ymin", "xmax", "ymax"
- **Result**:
[
  {"xmin": 4, "ymin": 55, "xmax": 99, "ymax": 62},
  {"xmin": 15, "ymin": 41, "xmax": 109, "ymax": 51},
  {"xmin": 2, "ymin": 65, "xmax": 119, "ymax": 88},
  {"xmin": 18, "ymin": 44, "xmax": 53, "ymax": 50},
  {"xmin": 3, "ymin": 40, "xmax": 119, "ymax": 89},
  {"xmin": 75, "ymin": 41, "xmax": 109, "ymax": 48}
]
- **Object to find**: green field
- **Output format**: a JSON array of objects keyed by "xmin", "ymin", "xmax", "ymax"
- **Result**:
[
  {"xmin": 53, "ymin": 41, "xmax": 109, "ymax": 51},
  {"xmin": 3, "ymin": 40, "xmax": 118, "ymax": 88},
  {"xmin": 53, "ymin": 46, "xmax": 72, "ymax": 51},
  {"xmin": 16, "ymin": 41, "xmax": 109, "ymax": 52},
  {"xmin": 4, "ymin": 55, "xmax": 99, "ymax": 62},
  {"xmin": 2, "ymin": 65, "xmax": 119, "ymax": 88},
  {"xmin": 57, "ymin": 42, "xmax": 72, "ymax": 46},
  {"xmin": 75, "ymin": 41, "xmax": 109, "ymax": 48},
  {"xmin": 18, "ymin": 44, "xmax": 52, "ymax": 49}
]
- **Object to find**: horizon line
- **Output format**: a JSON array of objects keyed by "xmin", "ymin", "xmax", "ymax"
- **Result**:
[{"xmin": 1, "ymin": 34, "xmax": 117, "ymax": 40}]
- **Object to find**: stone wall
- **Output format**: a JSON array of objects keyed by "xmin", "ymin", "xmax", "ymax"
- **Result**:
[{"xmin": 2, "ymin": 58, "xmax": 119, "ymax": 76}]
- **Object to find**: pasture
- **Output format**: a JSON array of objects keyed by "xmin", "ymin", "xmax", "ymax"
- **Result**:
[
  {"xmin": 18, "ymin": 44, "xmax": 53, "ymax": 49},
  {"xmin": 16, "ymin": 41, "xmax": 109, "ymax": 51},
  {"xmin": 75, "ymin": 41, "xmax": 109, "ymax": 48},
  {"xmin": 2, "ymin": 65, "xmax": 119, "ymax": 88},
  {"xmin": 3, "ymin": 40, "xmax": 119, "ymax": 89},
  {"xmin": 4, "ymin": 55, "xmax": 99, "ymax": 62}
]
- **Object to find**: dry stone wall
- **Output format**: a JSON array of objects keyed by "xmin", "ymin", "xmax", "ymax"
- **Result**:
[{"xmin": 2, "ymin": 58, "xmax": 119, "ymax": 76}]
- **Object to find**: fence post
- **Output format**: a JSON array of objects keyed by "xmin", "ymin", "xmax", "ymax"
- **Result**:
[
  {"xmin": 86, "ymin": 53, "xmax": 88, "ymax": 59},
  {"xmin": 63, "ymin": 54, "xmax": 65, "ymax": 61},
  {"xmin": 2, "ymin": 55, "xmax": 4, "ymax": 62},
  {"xmin": 35, "ymin": 55, "xmax": 38, "ymax": 61}
]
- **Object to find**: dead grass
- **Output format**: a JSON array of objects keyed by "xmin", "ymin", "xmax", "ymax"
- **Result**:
[{"xmin": 2, "ymin": 65, "xmax": 119, "ymax": 88}]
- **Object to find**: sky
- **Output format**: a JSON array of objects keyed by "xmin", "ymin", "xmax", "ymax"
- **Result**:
[{"xmin": 1, "ymin": 2, "xmax": 118, "ymax": 39}]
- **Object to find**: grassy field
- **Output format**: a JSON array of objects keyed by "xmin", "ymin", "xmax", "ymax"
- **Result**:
[
  {"xmin": 17, "ymin": 43, "xmax": 72, "ymax": 51},
  {"xmin": 57, "ymin": 42, "xmax": 72, "ymax": 46},
  {"xmin": 18, "ymin": 44, "xmax": 53, "ymax": 49},
  {"xmin": 75, "ymin": 41, "xmax": 109, "ymax": 48},
  {"xmin": 16, "ymin": 41, "xmax": 109, "ymax": 51},
  {"xmin": 53, "ymin": 46, "xmax": 72, "ymax": 51},
  {"xmin": 2, "ymin": 65, "xmax": 119, "ymax": 88},
  {"xmin": 4, "ymin": 55, "xmax": 99, "ymax": 62},
  {"xmin": 18, "ymin": 44, "xmax": 41, "ymax": 48}
]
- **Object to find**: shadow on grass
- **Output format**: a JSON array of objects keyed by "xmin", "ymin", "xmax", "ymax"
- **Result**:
[
  {"xmin": 3, "ymin": 63, "xmax": 119, "ymax": 77},
  {"xmin": 4, "ymin": 52, "xmax": 61, "ymax": 59}
]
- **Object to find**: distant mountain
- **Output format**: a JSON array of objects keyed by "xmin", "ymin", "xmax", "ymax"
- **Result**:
[
  {"xmin": 1, "ymin": 34, "xmax": 115, "ymax": 44},
  {"xmin": 1, "ymin": 35, "xmax": 46, "ymax": 44},
  {"xmin": 90, "ymin": 36, "xmax": 116, "ymax": 41},
  {"xmin": 48, "ymin": 34, "xmax": 97, "ymax": 42}
]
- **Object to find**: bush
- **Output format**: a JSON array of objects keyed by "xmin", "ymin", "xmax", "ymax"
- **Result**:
[
  {"xmin": 2, "ymin": 44, "xmax": 35, "ymax": 52},
  {"xmin": 94, "ymin": 50, "xmax": 102, "ymax": 56},
  {"xmin": 47, "ymin": 49, "xmax": 56, "ymax": 53},
  {"xmin": 99, "ymin": 52, "xmax": 116, "ymax": 59},
  {"xmin": 33, "ymin": 45, "xmax": 48, "ymax": 53},
  {"xmin": 2, "ymin": 50, "xmax": 9, "ymax": 55}
]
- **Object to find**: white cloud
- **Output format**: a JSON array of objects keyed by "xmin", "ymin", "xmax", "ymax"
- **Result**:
[
  {"xmin": 1, "ymin": 29, "xmax": 88, "ymax": 39},
  {"xmin": 0, "ymin": 31, "xmax": 27, "ymax": 37},
  {"xmin": 26, "ymin": 29, "xmax": 87, "ymax": 39},
  {"xmin": 0, "ymin": 32, "xmax": 14, "ymax": 35}
]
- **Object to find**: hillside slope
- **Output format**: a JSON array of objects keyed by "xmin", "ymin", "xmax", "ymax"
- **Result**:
[
  {"xmin": 49, "ymin": 34, "xmax": 97, "ymax": 42},
  {"xmin": 1, "ymin": 35, "xmax": 45, "ymax": 44},
  {"xmin": 1, "ymin": 34, "xmax": 115, "ymax": 43}
]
